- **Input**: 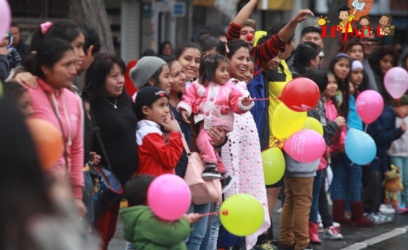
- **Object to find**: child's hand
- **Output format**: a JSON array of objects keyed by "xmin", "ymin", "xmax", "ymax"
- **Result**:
[
  {"xmin": 180, "ymin": 109, "xmax": 190, "ymax": 124},
  {"xmin": 0, "ymin": 47, "xmax": 7, "ymax": 55},
  {"xmin": 161, "ymin": 118, "xmax": 179, "ymax": 133},
  {"xmin": 334, "ymin": 116, "xmax": 346, "ymax": 127},
  {"xmin": 183, "ymin": 213, "xmax": 201, "ymax": 224},
  {"xmin": 241, "ymin": 95, "xmax": 253, "ymax": 106}
]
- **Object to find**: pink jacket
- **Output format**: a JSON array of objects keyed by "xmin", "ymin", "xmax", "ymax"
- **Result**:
[
  {"xmin": 177, "ymin": 80, "xmax": 253, "ymax": 131},
  {"xmin": 27, "ymin": 79, "xmax": 84, "ymax": 199},
  {"xmin": 325, "ymin": 99, "xmax": 346, "ymax": 153}
]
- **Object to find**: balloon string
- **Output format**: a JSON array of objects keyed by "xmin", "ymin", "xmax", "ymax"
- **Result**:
[
  {"xmin": 364, "ymin": 124, "xmax": 368, "ymax": 132},
  {"xmin": 200, "ymin": 209, "xmax": 229, "ymax": 217}
]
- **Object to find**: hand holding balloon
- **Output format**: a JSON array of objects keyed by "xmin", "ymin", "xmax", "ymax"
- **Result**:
[
  {"xmin": 182, "ymin": 213, "xmax": 201, "ymax": 224},
  {"xmin": 241, "ymin": 95, "xmax": 253, "ymax": 106}
]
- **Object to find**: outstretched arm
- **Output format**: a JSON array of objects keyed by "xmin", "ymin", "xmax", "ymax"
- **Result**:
[{"xmin": 278, "ymin": 9, "xmax": 314, "ymax": 42}]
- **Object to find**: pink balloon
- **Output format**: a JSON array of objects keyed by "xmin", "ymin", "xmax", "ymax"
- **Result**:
[
  {"xmin": 283, "ymin": 129, "xmax": 326, "ymax": 163},
  {"xmin": 147, "ymin": 174, "xmax": 191, "ymax": 221},
  {"xmin": 0, "ymin": 0, "xmax": 11, "ymax": 36},
  {"xmin": 356, "ymin": 90, "xmax": 384, "ymax": 124},
  {"xmin": 384, "ymin": 67, "xmax": 408, "ymax": 99}
]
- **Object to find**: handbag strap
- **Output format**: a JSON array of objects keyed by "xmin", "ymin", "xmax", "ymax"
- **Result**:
[
  {"xmin": 174, "ymin": 115, "xmax": 191, "ymax": 155},
  {"xmin": 90, "ymin": 109, "xmax": 113, "ymax": 171}
]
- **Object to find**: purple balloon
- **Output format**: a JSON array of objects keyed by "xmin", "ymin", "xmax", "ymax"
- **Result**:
[
  {"xmin": 0, "ymin": 0, "xmax": 11, "ymax": 36},
  {"xmin": 384, "ymin": 67, "xmax": 408, "ymax": 99}
]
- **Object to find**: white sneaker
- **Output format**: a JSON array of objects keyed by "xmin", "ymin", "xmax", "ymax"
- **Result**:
[
  {"xmin": 380, "ymin": 204, "xmax": 396, "ymax": 215},
  {"xmin": 319, "ymin": 221, "xmax": 340, "ymax": 229}
]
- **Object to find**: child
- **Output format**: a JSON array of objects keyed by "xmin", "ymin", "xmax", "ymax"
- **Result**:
[
  {"xmin": 2, "ymin": 32, "xmax": 22, "ymax": 70},
  {"xmin": 134, "ymin": 86, "xmax": 184, "ymax": 176},
  {"xmin": 120, "ymin": 174, "xmax": 200, "ymax": 250},
  {"xmin": 177, "ymin": 54, "xmax": 253, "ymax": 184},
  {"xmin": 2, "ymin": 80, "xmax": 33, "ymax": 118},
  {"xmin": 365, "ymin": 95, "xmax": 408, "ymax": 221}
]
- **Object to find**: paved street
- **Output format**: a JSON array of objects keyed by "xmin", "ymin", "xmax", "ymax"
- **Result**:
[{"xmin": 109, "ymin": 205, "xmax": 408, "ymax": 250}]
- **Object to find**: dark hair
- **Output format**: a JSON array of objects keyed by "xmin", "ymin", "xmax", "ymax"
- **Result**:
[
  {"xmin": 226, "ymin": 40, "xmax": 250, "ymax": 59},
  {"xmin": 160, "ymin": 55, "xmax": 178, "ymax": 68},
  {"xmin": 83, "ymin": 53, "xmax": 126, "ymax": 101},
  {"xmin": 350, "ymin": 59, "xmax": 369, "ymax": 93},
  {"xmin": 142, "ymin": 49, "xmax": 157, "ymax": 57},
  {"xmin": 268, "ymin": 22, "xmax": 294, "ymax": 45},
  {"xmin": 301, "ymin": 26, "xmax": 322, "ymax": 36},
  {"xmin": 338, "ymin": 6, "xmax": 351, "ymax": 14},
  {"xmin": 2, "ymin": 81, "xmax": 28, "ymax": 102},
  {"xmin": 30, "ymin": 20, "xmax": 82, "ymax": 52},
  {"xmin": 340, "ymin": 41, "xmax": 364, "ymax": 55},
  {"xmin": 158, "ymin": 40, "xmax": 173, "ymax": 56},
  {"xmin": 368, "ymin": 46, "xmax": 396, "ymax": 75},
  {"xmin": 82, "ymin": 25, "xmax": 101, "ymax": 56},
  {"xmin": 196, "ymin": 35, "xmax": 226, "ymax": 57},
  {"xmin": 293, "ymin": 42, "xmax": 320, "ymax": 76},
  {"xmin": 303, "ymin": 69, "xmax": 328, "ymax": 93},
  {"xmin": 199, "ymin": 54, "xmax": 229, "ymax": 84},
  {"xmin": 0, "ymin": 98, "xmax": 56, "ymax": 250},
  {"xmin": 33, "ymin": 38, "xmax": 73, "ymax": 79},
  {"xmin": 359, "ymin": 16, "xmax": 369, "ymax": 22},
  {"xmin": 195, "ymin": 24, "xmax": 226, "ymax": 42},
  {"xmin": 10, "ymin": 22, "xmax": 19, "ymax": 29},
  {"xmin": 174, "ymin": 42, "xmax": 202, "ymax": 59},
  {"xmin": 329, "ymin": 54, "xmax": 351, "ymax": 118},
  {"xmin": 124, "ymin": 175, "xmax": 155, "ymax": 206},
  {"xmin": 380, "ymin": 15, "xmax": 392, "ymax": 24}
]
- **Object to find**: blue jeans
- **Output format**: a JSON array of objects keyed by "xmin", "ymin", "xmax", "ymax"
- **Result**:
[
  {"xmin": 310, "ymin": 170, "xmax": 323, "ymax": 223},
  {"xmin": 390, "ymin": 156, "xmax": 408, "ymax": 205},
  {"xmin": 330, "ymin": 153, "xmax": 362, "ymax": 202},
  {"xmin": 186, "ymin": 203, "xmax": 212, "ymax": 250},
  {"xmin": 200, "ymin": 204, "xmax": 220, "ymax": 250}
]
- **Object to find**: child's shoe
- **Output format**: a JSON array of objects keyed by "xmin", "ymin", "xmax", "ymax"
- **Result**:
[
  {"xmin": 221, "ymin": 175, "xmax": 234, "ymax": 193},
  {"xmin": 201, "ymin": 165, "xmax": 221, "ymax": 180}
]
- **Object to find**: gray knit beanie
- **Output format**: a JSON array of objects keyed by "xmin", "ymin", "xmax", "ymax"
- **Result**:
[{"xmin": 129, "ymin": 56, "xmax": 167, "ymax": 89}]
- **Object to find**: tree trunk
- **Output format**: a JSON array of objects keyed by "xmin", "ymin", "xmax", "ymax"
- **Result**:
[
  {"xmin": 70, "ymin": 0, "xmax": 114, "ymax": 53},
  {"xmin": 322, "ymin": 0, "xmax": 348, "ymax": 69}
]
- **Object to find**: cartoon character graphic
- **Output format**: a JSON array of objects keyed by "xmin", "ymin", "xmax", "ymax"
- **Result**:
[
  {"xmin": 337, "ymin": 6, "xmax": 357, "ymax": 33},
  {"xmin": 379, "ymin": 15, "xmax": 393, "ymax": 36},
  {"xmin": 359, "ymin": 16, "xmax": 372, "ymax": 36}
]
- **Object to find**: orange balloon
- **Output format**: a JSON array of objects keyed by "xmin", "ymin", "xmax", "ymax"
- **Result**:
[{"xmin": 26, "ymin": 119, "xmax": 63, "ymax": 170}]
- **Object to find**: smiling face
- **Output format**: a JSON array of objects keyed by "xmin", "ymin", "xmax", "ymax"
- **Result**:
[
  {"xmin": 169, "ymin": 61, "xmax": 186, "ymax": 94},
  {"xmin": 41, "ymin": 50, "xmax": 77, "ymax": 89},
  {"xmin": 228, "ymin": 47, "xmax": 251, "ymax": 81},
  {"xmin": 177, "ymin": 48, "xmax": 201, "ymax": 80},
  {"xmin": 104, "ymin": 63, "xmax": 124, "ymax": 97},
  {"xmin": 213, "ymin": 61, "xmax": 230, "ymax": 85},
  {"xmin": 360, "ymin": 18, "xmax": 369, "ymax": 26},
  {"xmin": 324, "ymin": 73, "xmax": 338, "ymax": 98},
  {"xmin": 70, "ymin": 33, "xmax": 85, "ymax": 72},
  {"xmin": 333, "ymin": 58, "xmax": 350, "ymax": 81},
  {"xmin": 142, "ymin": 96, "xmax": 170, "ymax": 124},
  {"xmin": 157, "ymin": 65, "xmax": 173, "ymax": 94},
  {"xmin": 243, "ymin": 61, "xmax": 254, "ymax": 85}
]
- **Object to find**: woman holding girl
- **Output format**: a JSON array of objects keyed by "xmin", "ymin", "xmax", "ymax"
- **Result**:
[{"xmin": 328, "ymin": 53, "xmax": 374, "ymax": 227}]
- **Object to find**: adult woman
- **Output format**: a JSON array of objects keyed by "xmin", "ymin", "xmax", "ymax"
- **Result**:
[
  {"xmin": 174, "ymin": 43, "xmax": 201, "ymax": 86},
  {"xmin": 221, "ymin": 40, "xmax": 269, "ymax": 249},
  {"xmin": 158, "ymin": 40, "xmax": 173, "ymax": 56},
  {"xmin": 291, "ymin": 41, "xmax": 320, "ymax": 77},
  {"xmin": 368, "ymin": 46, "xmax": 397, "ymax": 105},
  {"xmin": 25, "ymin": 38, "xmax": 85, "ymax": 216},
  {"xmin": 83, "ymin": 53, "xmax": 138, "ymax": 249}
]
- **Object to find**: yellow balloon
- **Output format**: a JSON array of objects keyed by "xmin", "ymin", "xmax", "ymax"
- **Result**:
[
  {"xmin": 272, "ymin": 103, "xmax": 307, "ymax": 139},
  {"xmin": 219, "ymin": 194, "xmax": 264, "ymax": 236},
  {"xmin": 304, "ymin": 117, "xmax": 324, "ymax": 136},
  {"xmin": 262, "ymin": 147, "xmax": 285, "ymax": 185}
]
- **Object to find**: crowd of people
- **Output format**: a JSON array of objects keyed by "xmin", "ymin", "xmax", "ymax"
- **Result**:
[{"xmin": 1, "ymin": 0, "xmax": 408, "ymax": 250}]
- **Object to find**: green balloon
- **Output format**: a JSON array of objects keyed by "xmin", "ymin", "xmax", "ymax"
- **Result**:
[
  {"xmin": 220, "ymin": 194, "xmax": 264, "ymax": 236},
  {"xmin": 262, "ymin": 147, "xmax": 285, "ymax": 185}
]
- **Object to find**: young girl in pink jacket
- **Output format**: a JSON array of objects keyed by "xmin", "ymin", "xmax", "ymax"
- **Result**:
[{"xmin": 178, "ymin": 54, "xmax": 253, "ymax": 188}]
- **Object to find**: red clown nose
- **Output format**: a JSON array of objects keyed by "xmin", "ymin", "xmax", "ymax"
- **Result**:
[{"xmin": 247, "ymin": 33, "xmax": 254, "ymax": 41}]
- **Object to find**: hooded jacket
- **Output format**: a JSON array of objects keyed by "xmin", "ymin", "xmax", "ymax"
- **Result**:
[{"xmin": 120, "ymin": 206, "xmax": 193, "ymax": 250}]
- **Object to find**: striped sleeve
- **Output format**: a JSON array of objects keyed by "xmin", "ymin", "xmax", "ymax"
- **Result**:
[
  {"xmin": 252, "ymin": 34, "xmax": 286, "ymax": 69},
  {"xmin": 226, "ymin": 22, "xmax": 242, "ymax": 41}
]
